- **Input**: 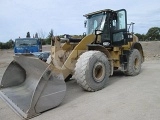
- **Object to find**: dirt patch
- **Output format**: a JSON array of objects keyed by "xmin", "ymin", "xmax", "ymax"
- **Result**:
[
  {"xmin": 140, "ymin": 41, "xmax": 160, "ymax": 61},
  {"xmin": 42, "ymin": 45, "xmax": 51, "ymax": 52},
  {"xmin": 0, "ymin": 50, "xmax": 13, "ymax": 67}
]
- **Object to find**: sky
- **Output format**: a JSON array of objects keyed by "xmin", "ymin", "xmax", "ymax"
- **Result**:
[{"xmin": 0, "ymin": 0, "xmax": 160, "ymax": 42}]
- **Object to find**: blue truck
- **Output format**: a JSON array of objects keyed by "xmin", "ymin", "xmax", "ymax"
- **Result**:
[{"xmin": 14, "ymin": 38, "xmax": 42, "ymax": 53}]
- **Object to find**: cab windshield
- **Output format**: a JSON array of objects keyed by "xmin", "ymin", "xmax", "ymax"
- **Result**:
[
  {"xmin": 15, "ymin": 39, "xmax": 38, "ymax": 47},
  {"xmin": 87, "ymin": 13, "xmax": 106, "ymax": 35}
]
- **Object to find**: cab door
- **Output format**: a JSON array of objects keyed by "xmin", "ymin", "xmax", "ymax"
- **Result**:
[{"xmin": 112, "ymin": 9, "xmax": 127, "ymax": 46}]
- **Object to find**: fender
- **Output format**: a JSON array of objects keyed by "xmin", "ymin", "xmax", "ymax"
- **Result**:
[{"xmin": 88, "ymin": 44, "xmax": 114, "ymax": 76}]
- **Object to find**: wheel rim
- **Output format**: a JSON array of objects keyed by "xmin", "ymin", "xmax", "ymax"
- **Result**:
[
  {"xmin": 93, "ymin": 62, "xmax": 105, "ymax": 82},
  {"xmin": 134, "ymin": 57, "xmax": 139, "ymax": 70}
]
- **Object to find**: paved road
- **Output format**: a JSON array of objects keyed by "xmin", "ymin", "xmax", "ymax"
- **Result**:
[{"xmin": 0, "ymin": 59, "xmax": 160, "ymax": 120}]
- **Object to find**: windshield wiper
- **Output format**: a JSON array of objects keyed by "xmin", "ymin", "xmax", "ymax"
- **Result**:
[
  {"xmin": 19, "ymin": 43, "xmax": 29, "ymax": 46},
  {"xmin": 92, "ymin": 15, "xmax": 105, "ymax": 34},
  {"xmin": 31, "ymin": 44, "xmax": 37, "ymax": 46}
]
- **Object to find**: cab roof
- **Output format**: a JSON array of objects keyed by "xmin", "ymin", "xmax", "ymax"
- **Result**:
[{"xmin": 83, "ymin": 9, "xmax": 114, "ymax": 17}]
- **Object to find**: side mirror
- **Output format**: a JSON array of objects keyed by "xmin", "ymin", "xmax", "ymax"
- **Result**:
[
  {"xmin": 95, "ymin": 30, "xmax": 103, "ymax": 35},
  {"xmin": 84, "ymin": 20, "xmax": 87, "ymax": 28},
  {"xmin": 83, "ymin": 32, "xmax": 86, "ymax": 37}
]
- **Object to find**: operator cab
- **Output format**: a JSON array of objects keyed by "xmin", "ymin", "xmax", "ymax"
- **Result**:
[{"xmin": 84, "ymin": 9, "xmax": 133, "ymax": 46}]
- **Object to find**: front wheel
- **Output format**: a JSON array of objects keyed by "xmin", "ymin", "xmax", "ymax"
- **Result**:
[{"xmin": 74, "ymin": 51, "xmax": 110, "ymax": 92}]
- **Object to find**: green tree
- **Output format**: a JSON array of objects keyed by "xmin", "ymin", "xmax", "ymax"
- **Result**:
[
  {"xmin": 146, "ymin": 27, "xmax": 160, "ymax": 41},
  {"xmin": 7, "ymin": 39, "xmax": 14, "ymax": 48},
  {"xmin": 0, "ymin": 39, "xmax": 14, "ymax": 49},
  {"xmin": 48, "ymin": 29, "xmax": 54, "ymax": 38},
  {"xmin": 135, "ymin": 33, "xmax": 147, "ymax": 41},
  {"xmin": 35, "ymin": 33, "xmax": 38, "ymax": 38},
  {"xmin": 0, "ymin": 42, "xmax": 2, "ymax": 49},
  {"xmin": 41, "ymin": 39, "xmax": 46, "ymax": 45},
  {"xmin": 46, "ymin": 29, "xmax": 54, "ymax": 44},
  {"xmin": 26, "ymin": 32, "xmax": 31, "ymax": 38}
]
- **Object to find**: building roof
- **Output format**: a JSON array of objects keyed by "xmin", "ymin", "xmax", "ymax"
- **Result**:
[{"xmin": 15, "ymin": 38, "xmax": 39, "ymax": 40}]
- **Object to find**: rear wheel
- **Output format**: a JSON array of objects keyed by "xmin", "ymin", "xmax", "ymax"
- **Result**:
[
  {"xmin": 74, "ymin": 51, "xmax": 110, "ymax": 91},
  {"xmin": 124, "ymin": 49, "xmax": 142, "ymax": 76}
]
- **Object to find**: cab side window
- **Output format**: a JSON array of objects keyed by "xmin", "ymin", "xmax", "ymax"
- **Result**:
[
  {"xmin": 112, "ymin": 11, "xmax": 126, "ymax": 31},
  {"xmin": 117, "ymin": 11, "xmax": 126, "ymax": 30}
]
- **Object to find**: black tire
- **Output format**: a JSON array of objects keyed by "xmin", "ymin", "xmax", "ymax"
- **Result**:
[
  {"xmin": 124, "ymin": 49, "xmax": 142, "ymax": 76},
  {"xmin": 74, "ymin": 51, "xmax": 110, "ymax": 91}
]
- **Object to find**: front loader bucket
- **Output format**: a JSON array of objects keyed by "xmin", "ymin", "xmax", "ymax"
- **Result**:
[{"xmin": 0, "ymin": 55, "xmax": 66, "ymax": 119}]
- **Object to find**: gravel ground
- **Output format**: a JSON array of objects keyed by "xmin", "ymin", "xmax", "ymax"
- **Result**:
[{"xmin": 0, "ymin": 42, "xmax": 160, "ymax": 120}]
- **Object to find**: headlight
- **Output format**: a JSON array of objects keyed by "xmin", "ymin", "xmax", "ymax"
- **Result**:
[{"xmin": 103, "ymin": 42, "xmax": 110, "ymax": 46}]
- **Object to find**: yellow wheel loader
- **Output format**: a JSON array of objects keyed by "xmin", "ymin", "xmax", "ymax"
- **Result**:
[{"xmin": 0, "ymin": 9, "xmax": 144, "ymax": 119}]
